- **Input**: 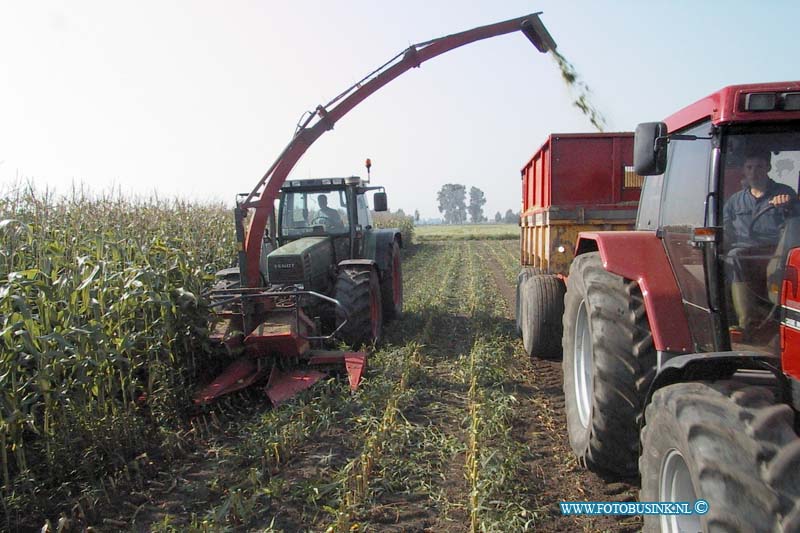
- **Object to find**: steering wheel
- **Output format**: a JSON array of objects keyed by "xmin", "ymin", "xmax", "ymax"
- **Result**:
[
  {"xmin": 749, "ymin": 197, "xmax": 798, "ymax": 233},
  {"xmin": 310, "ymin": 214, "xmax": 330, "ymax": 227}
]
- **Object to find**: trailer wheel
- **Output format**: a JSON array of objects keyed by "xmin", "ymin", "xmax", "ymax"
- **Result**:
[
  {"xmin": 336, "ymin": 267, "xmax": 383, "ymax": 347},
  {"xmin": 380, "ymin": 240, "xmax": 403, "ymax": 321},
  {"xmin": 520, "ymin": 274, "xmax": 565, "ymax": 359},
  {"xmin": 640, "ymin": 380, "xmax": 800, "ymax": 533},
  {"xmin": 562, "ymin": 252, "xmax": 656, "ymax": 475},
  {"xmin": 515, "ymin": 267, "xmax": 539, "ymax": 335}
]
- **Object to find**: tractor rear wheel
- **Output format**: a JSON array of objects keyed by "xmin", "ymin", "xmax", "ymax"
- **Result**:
[
  {"xmin": 562, "ymin": 252, "xmax": 656, "ymax": 475},
  {"xmin": 380, "ymin": 240, "xmax": 403, "ymax": 321},
  {"xmin": 515, "ymin": 267, "xmax": 539, "ymax": 335},
  {"xmin": 640, "ymin": 380, "xmax": 800, "ymax": 533},
  {"xmin": 335, "ymin": 267, "xmax": 383, "ymax": 347},
  {"xmin": 520, "ymin": 274, "xmax": 565, "ymax": 359}
]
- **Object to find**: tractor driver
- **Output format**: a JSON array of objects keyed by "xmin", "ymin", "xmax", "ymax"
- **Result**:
[
  {"xmin": 723, "ymin": 149, "xmax": 798, "ymax": 337},
  {"xmin": 315, "ymin": 194, "xmax": 345, "ymax": 231}
]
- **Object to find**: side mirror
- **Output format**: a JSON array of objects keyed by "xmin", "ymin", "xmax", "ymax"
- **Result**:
[
  {"xmin": 373, "ymin": 192, "xmax": 388, "ymax": 212},
  {"xmin": 634, "ymin": 122, "xmax": 668, "ymax": 176}
]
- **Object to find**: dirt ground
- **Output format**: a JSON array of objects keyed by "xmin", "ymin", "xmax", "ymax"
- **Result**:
[
  {"xmin": 481, "ymin": 242, "xmax": 641, "ymax": 532},
  {"xmin": 87, "ymin": 240, "xmax": 643, "ymax": 532}
]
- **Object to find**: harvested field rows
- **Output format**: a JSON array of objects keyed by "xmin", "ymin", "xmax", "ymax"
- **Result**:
[
  {"xmin": 117, "ymin": 240, "xmax": 640, "ymax": 532},
  {"xmin": 9, "ymin": 233, "xmax": 640, "ymax": 531}
]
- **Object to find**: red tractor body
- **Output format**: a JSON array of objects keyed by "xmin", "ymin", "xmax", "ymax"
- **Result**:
[
  {"xmin": 781, "ymin": 247, "xmax": 800, "ymax": 381},
  {"xmin": 550, "ymin": 81, "xmax": 800, "ymax": 531}
]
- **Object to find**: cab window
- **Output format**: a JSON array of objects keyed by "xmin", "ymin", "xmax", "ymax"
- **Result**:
[
  {"xmin": 280, "ymin": 190, "xmax": 350, "ymax": 237},
  {"xmin": 660, "ymin": 121, "xmax": 713, "ymax": 230}
]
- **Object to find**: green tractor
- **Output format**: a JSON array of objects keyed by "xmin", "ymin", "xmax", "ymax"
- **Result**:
[
  {"xmin": 267, "ymin": 175, "xmax": 404, "ymax": 340},
  {"xmin": 197, "ymin": 174, "xmax": 403, "ymax": 404}
]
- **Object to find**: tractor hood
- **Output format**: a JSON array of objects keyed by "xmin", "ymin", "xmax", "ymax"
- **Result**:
[{"xmin": 267, "ymin": 236, "xmax": 333, "ymax": 289}]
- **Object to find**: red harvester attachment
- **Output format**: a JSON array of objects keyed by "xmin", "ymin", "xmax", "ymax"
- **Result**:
[{"xmin": 195, "ymin": 288, "xmax": 367, "ymax": 405}]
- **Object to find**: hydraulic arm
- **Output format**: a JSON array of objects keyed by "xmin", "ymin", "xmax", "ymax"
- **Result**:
[{"xmin": 237, "ymin": 12, "xmax": 557, "ymax": 286}]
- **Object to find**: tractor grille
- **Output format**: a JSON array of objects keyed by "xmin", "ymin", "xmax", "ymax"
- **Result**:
[{"xmin": 268, "ymin": 256, "xmax": 304, "ymax": 284}]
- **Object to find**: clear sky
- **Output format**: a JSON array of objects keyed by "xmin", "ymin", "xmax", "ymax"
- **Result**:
[{"xmin": 1, "ymin": 1, "xmax": 798, "ymax": 219}]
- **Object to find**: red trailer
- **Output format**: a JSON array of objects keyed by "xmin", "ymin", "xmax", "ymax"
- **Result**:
[{"xmin": 516, "ymin": 133, "xmax": 642, "ymax": 356}]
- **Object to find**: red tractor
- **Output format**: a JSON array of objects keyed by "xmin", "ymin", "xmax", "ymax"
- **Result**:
[{"xmin": 559, "ymin": 81, "xmax": 800, "ymax": 531}]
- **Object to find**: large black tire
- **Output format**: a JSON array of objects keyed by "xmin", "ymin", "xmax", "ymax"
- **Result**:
[
  {"xmin": 640, "ymin": 380, "xmax": 800, "ymax": 533},
  {"xmin": 515, "ymin": 267, "xmax": 539, "ymax": 335},
  {"xmin": 520, "ymin": 274, "xmax": 565, "ymax": 359},
  {"xmin": 380, "ymin": 240, "xmax": 403, "ymax": 321},
  {"xmin": 562, "ymin": 252, "xmax": 656, "ymax": 475},
  {"xmin": 335, "ymin": 267, "xmax": 383, "ymax": 347},
  {"xmin": 211, "ymin": 268, "xmax": 241, "ymax": 311}
]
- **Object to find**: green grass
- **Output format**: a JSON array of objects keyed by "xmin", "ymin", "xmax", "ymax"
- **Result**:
[{"xmin": 415, "ymin": 223, "xmax": 519, "ymax": 241}]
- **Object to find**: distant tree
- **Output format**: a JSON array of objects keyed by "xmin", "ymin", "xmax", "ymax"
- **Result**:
[
  {"xmin": 437, "ymin": 183, "xmax": 467, "ymax": 224},
  {"xmin": 503, "ymin": 209, "xmax": 519, "ymax": 224},
  {"xmin": 396, "ymin": 208, "xmax": 406, "ymax": 218},
  {"xmin": 494, "ymin": 211, "xmax": 502, "ymax": 223},
  {"xmin": 414, "ymin": 209, "xmax": 420, "ymax": 222},
  {"xmin": 468, "ymin": 187, "xmax": 487, "ymax": 223}
]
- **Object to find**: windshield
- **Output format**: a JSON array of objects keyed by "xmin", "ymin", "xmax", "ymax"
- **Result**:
[
  {"xmin": 280, "ymin": 189, "xmax": 350, "ymax": 237},
  {"xmin": 720, "ymin": 124, "xmax": 800, "ymax": 354}
]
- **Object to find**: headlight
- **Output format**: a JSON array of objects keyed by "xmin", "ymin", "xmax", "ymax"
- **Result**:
[{"xmin": 744, "ymin": 92, "xmax": 776, "ymax": 111}]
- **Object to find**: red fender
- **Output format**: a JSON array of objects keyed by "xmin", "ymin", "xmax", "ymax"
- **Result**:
[
  {"xmin": 781, "ymin": 247, "xmax": 800, "ymax": 380},
  {"xmin": 576, "ymin": 231, "xmax": 693, "ymax": 353}
]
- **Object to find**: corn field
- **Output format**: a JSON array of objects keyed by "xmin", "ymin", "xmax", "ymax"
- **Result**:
[
  {"xmin": 1, "ymin": 191, "xmax": 641, "ymax": 531},
  {"xmin": 0, "ymin": 185, "xmax": 236, "ymax": 524}
]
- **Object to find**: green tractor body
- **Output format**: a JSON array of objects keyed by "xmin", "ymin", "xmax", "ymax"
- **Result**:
[
  {"xmin": 267, "ymin": 236, "xmax": 333, "ymax": 291},
  {"xmin": 198, "ymin": 176, "xmax": 404, "ymax": 405}
]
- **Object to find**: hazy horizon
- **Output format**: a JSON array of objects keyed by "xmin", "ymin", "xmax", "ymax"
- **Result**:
[{"xmin": 2, "ymin": 1, "xmax": 797, "ymax": 218}]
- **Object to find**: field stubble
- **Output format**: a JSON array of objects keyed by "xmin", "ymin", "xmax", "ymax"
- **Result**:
[
  {"xmin": 133, "ymin": 240, "xmax": 640, "ymax": 532},
  {"xmin": 2, "ymin": 184, "xmax": 639, "ymax": 531}
]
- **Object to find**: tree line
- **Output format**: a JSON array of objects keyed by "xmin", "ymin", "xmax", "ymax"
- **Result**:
[{"xmin": 437, "ymin": 183, "xmax": 519, "ymax": 224}]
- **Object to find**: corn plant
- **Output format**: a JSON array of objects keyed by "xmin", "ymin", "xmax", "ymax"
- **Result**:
[{"xmin": 0, "ymin": 184, "xmax": 237, "ymax": 524}]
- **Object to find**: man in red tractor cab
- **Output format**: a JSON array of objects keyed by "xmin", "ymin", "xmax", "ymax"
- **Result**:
[{"xmin": 723, "ymin": 148, "xmax": 800, "ymax": 341}]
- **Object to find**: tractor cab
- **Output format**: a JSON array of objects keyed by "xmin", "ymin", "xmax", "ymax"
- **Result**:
[
  {"xmin": 276, "ymin": 176, "xmax": 387, "ymax": 244},
  {"xmin": 634, "ymin": 85, "xmax": 800, "ymax": 357},
  {"xmin": 266, "ymin": 177, "xmax": 389, "ymax": 295}
]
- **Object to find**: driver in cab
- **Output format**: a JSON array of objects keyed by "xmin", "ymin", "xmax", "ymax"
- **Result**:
[
  {"xmin": 723, "ymin": 150, "xmax": 799, "ymax": 338},
  {"xmin": 316, "ymin": 195, "xmax": 345, "ymax": 231}
]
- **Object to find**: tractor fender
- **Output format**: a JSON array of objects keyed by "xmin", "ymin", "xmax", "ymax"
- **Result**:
[
  {"xmin": 365, "ymin": 228, "xmax": 402, "ymax": 276},
  {"xmin": 643, "ymin": 351, "xmax": 785, "ymax": 413},
  {"xmin": 575, "ymin": 231, "xmax": 693, "ymax": 353},
  {"xmin": 338, "ymin": 258, "xmax": 378, "ymax": 271}
]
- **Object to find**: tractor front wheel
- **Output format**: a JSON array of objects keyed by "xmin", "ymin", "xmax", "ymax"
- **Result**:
[
  {"xmin": 562, "ymin": 252, "xmax": 656, "ymax": 475},
  {"xmin": 335, "ymin": 267, "xmax": 383, "ymax": 347},
  {"xmin": 640, "ymin": 380, "xmax": 800, "ymax": 533}
]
